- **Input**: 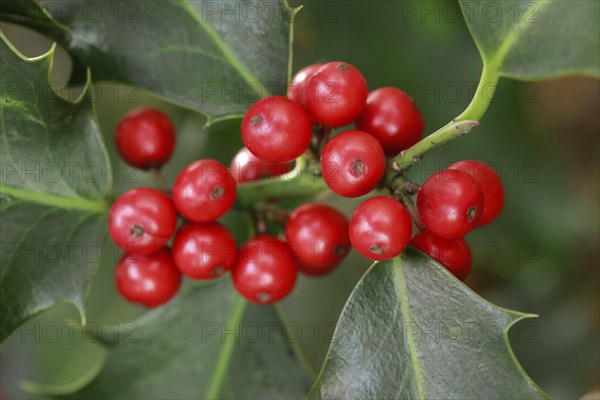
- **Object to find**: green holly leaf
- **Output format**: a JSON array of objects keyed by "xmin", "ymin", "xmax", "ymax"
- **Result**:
[
  {"xmin": 32, "ymin": 279, "xmax": 313, "ymax": 399},
  {"xmin": 460, "ymin": 0, "xmax": 600, "ymax": 79},
  {"xmin": 0, "ymin": 0, "xmax": 298, "ymax": 124},
  {"xmin": 0, "ymin": 34, "xmax": 111, "ymax": 343},
  {"xmin": 307, "ymin": 247, "xmax": 549, "ymax": 399}
]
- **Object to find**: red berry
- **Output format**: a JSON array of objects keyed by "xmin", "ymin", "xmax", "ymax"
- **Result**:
[
  {"xmin": 241, "ymin": 96, "xmax": 312, "ymax": 163},
  {"xmin": 115, "ymin": 107, "xmax": 176, "ymax": 169},
  {"xmin": 410, "ymin": 231, "xmax": 472, "ymax": 280},
  {"xmin": 229, "ymin": 147, "xmax": 292, "ymax": 183},
  {"xmin": 356, "ymin": 87, "xmax": 424, "ymax": 156},
  {"xmin": 321, "ymin": 130, "xmax": 386, "ymax": 197},
  {"xmin": 285, "ymin": 203, "xmax": 350, "ymax": 276},
  {"xmin": 417, "ymin": 169, "xmax": 483, "ymax": 239},
  {"xmin": 115, "ymin": 249, "xmax": 181, "ymax": 307},
  {"xmin": 349, "ymin": 196, "xmax": 412, "ymax": 261},
  {"xmin": 109, "ymin": 187, "xmax": 177, "ymax": 255},
  {"xmin": 172, "ymin": 222, "xmax": 237, "ymax": 280},
  {"xmin": 172, "ymin": 160, "xmax": 236, "ymax": 223},
  {"xmin": 288, "ymin": 63, "xmax": 322, "ymax": 109},
  {"xmin": 231, "ymin": 236, "xmax": 297, "ymax": 304},
  {"xmin": 448, "ymin": 160, "xmax": 504, "ymax": 226},
  {"xmin": 306, "ymin": 61, "xmax": 368, "ymax": 128}
]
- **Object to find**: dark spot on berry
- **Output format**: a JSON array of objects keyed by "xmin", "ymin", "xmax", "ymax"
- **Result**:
[
  {"xmin": 467, "ymin": 206, "xmax": 478, "ymax": 222},
  {"xmin": 333, "ymin": 245, "xmax": 347, "ymax": 256},
  {"xmin": 130, "ymin": 225, "xmax": 145, "ymax": 237},
  {"xmin": 369, "ymin": 244, "xmax": 384, "ymax": 255},
  {"xmin": 257, "ymin": 292, "xmax": 271, "ymax": 303},
  {"xmin": 250, "ymin": 115, "xmax": 262, "ymax": 127},
  {"xmin": 352, "ymin": 159, "xmax": 365, "ymax": 175},
  {"xmin": 336, "ymin": 63, "xmax": 349, "ymax": 71},
  {"xmin": 211, "ymin": 266, "xmax": 225, "ymax": 276},
  {"xmin": 211, "ymin": 186, "xmax": 225, "ymax": 199}
]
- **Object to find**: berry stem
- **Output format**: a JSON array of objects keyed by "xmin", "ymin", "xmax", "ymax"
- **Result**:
[
  {"xmin": 396, "ymin": 192, "xmax": 427, "ymax": 232},
  {"xmin": 390, "ymin": 173, "xmax": 420, "ymax": 196},
  {"xmin": 316, "ymin": 126, "xmax": 332, "ymax": 154},
  {"xmin": 455, "ymin": 65, "xmax": 500, "ymax": 122},
  {"xmin": 255, "ymin": 202, "xmax": 290, "ymax": 225},
  {"xmin": 235, "ymin": 160, "xmax": 328, "ymax": 208},
  {"xmin": 253, "ymin": 209, "xmax": 268, "ymax": 235},
  {"xmin": 393, "ymin": 65, "xmax": 499, "ymax": 171},
  {"xmin": 151, "ymin": 168, "xmax": 169, "ymax": 192},
  {"xmin": 393, "ymin": 120, "xmax": 480, "ymax": 171},
  {"xmin": 307, "ymin": 124, "xmax": 330, "ymax": 169}
]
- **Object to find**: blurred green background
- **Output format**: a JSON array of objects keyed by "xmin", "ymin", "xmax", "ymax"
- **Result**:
[{"xmin": 1, "ymin": 1, "xmax": 598, "ymax": 399}]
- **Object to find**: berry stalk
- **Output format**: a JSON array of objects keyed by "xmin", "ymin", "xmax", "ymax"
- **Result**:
[
  {"xmin": 234, "ymin": 162, "xmax": 328, "ymax": 208},
  {"xmin": 397, "ymin": 194, "xmax": 426, "ymax": 232},
  {"xmin": 393, "ymin": 120, "xmax": 480, "ymax": 171},
  {"xmin": 393, "ymin": 65, "xmax": 500, "ymax": 171},
  {"xmin": 151, "ymin": 168, "xmax": 169, "ymax": 192}
]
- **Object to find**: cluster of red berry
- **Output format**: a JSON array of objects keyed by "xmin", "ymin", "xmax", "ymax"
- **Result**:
[{"xmin": 108, "ymin": 61, "xmax": 504, "ymax": 308}]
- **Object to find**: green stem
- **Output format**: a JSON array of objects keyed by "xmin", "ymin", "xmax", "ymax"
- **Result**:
[
  {"xmin": 254, "ymin": 202, "xmax": 290, "ymax": 225},
  {"xmin": 234, "ymin": 164, "xmax": 328, "ymax": 208},
  {"xmin": 393, "ymin": 65, "xmax": 500, "ymax": 171},
  {"xmin": 399, "ymin": 194, "xmax": 426, "ymax": 232},
  {"xmin": 455, "ymin": 65, "xmax": 500, "ymax": 121},
  {"xmin": 151, "ymin": 168, "xmax": 169, "ymax": 192},
  {"xmin": 389, "ymin": 174, "xmax": 420, "ymax": 196},
  {"xmin": 393, "ymin": 120, "xmax": 481, "ymax": 171}
]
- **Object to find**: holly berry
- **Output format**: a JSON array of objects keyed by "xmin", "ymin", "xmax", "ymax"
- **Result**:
[
  {"xmin": 285, "ymin": 203, "xmax": 350, "ymax": 276},
  {"xmin": 172, "ymin": 159, "xmax": 236, "ymax": 223},
  {"xmin": 172, "ymin": 222, "xmax": 237, "ymax": 280},
  {"xmin": 417, "ymin": 169, "xmax": 483, "ymax": 239},
  {"xmin": 449, "ymin": 160, "xmax": 504, "ymax": 226},
  {"xmin": 229, "ymin": 147, "xmax": 292, "ymax": 183},
  {"xmin": 306, "ymin": 62, "xmax": 368, "ymax": 128},
  {"xmin": 241, "ymin": 96, "xmax": 312, "ymax": 163},
  {"xmin": 410, "ymin": 231, "xmax": 472, "ymax": 281},
  {"xmin": 115, "ymin": 107, "xmax": 176, "ymax": 169},
  {"xmin": 349, "ymin": 196, "xmax": 412, "ymax": 261},
  {"xmin": 115, "ymin": 249, "xmax": 181, "ymax": 307},
  {"xmin": 288, "ymin": 63, "xmax": 322, "ymax": 109},
  {"xmin": 356, "ymin": 87, "xmax": 424, "ymax": 156},
  {"xmin": 231, "ymin": 235, "xmax": 297, "ymax": 304},
  {"xmin": 109, "ymin": 187, "xmax": 177, "ymax": 255},
  {"xmin": 321, "ymin": 130, "xmax": 386, "ymax": 197}
]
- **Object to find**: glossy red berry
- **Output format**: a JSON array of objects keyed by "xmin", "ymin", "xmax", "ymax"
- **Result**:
[
  {"xmin": 349, "ymin": 196, "xmax": 412, "ymax": 261},
  {"xmin": 321, "ymin": 130, "xmax": 386, "ymax": 197},
  {"xmin": 231, "ymin": 235, "xmax": 297, "ymax": 304},
  {"xmin": 115, "ymin": 249, "xmax": 182, "ymax": 307},
  {"xmin": 410, "ymin": 231, "xmax": 472, "ymax": 281},
  {"xmin": 285, "ymin": 203, "xmax": 350, "ymax": 276},
  {"xmin": 241, "ymin": 96, "xmax": 312, "ymax": 163},
  {"xmin": 306, "ymin": 62, "xmax": 368, "ymax": 128},
  {"xmin": 356, "ymin": 87, "xmax": 424, "ymax": 156},
  {"xmin": 109, "ymin": 187, "xmax": 177, "ymax": 255},
  {"xmin": 449, "ymin": 160, "xmax": 504, "ymax": 226},
  {"xmin": 288, "ymin": 63, "xmax": 322, "ymax": 109},
  {"xmin": 417, "ymin": 169, "xmax": 483, "ymax": 239},
  {"xmin": 115, "ymin": 107, "xmax": 176, "ymax": 169},
  {"xmin": 229, "ymin": 147, "xmax": 292, "ymax": 183},
  {"xmin": 172, "ymin": 160, "xmax": 236, "ymax": 223},
  {"xmin": 172, "ymin": 222, "xmax": 237, "ymax": 280}
]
